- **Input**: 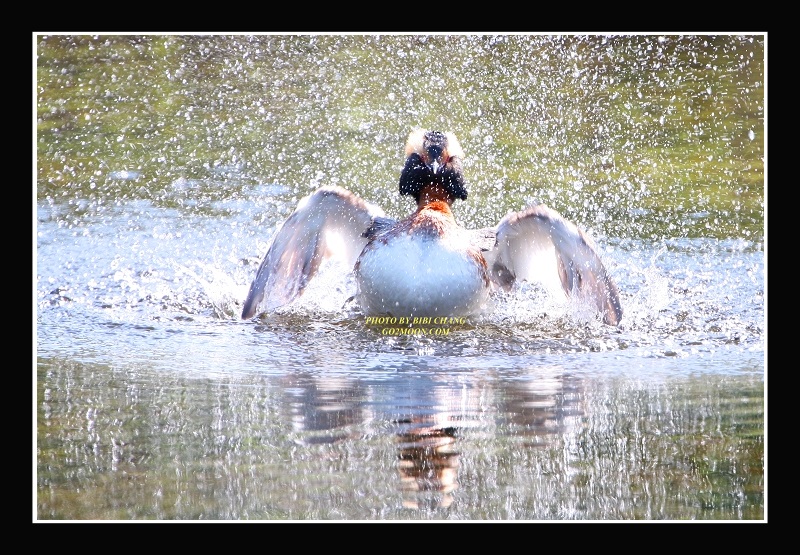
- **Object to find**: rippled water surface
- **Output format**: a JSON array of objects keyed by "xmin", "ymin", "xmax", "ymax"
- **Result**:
[{"xmin": 35, "ymin": 34, "xmax": 765, "ymax": 520}]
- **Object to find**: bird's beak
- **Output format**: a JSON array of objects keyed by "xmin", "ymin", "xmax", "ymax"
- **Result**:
[{"xmin": 430, "ymin": 159, "xmax": 441, "ymax": 175}]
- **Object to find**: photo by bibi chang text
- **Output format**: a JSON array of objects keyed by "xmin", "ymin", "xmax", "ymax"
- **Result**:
[{"xmin": 364, "ymin": 316, "xmax": 468, "ymax": 336}]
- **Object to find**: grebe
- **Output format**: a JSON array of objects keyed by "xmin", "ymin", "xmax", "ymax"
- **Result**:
[{"xmin": 241, "ymin": 129, "xmax": 622, "ymax": 325}]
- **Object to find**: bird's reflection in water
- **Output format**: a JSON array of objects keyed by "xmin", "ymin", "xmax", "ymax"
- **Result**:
[
  {"xmin": 498, "ymin": 372, "xmax": 586, "ymax": 447},
  {"xmin": 395, "ymin": 421, "xmax": 460, "ymax": 509},
  {"xmin": 280, "ymin": 368, "xmax": 585, "ymax": 510},
  {"xmin": 284, "ymin": 375, "xmax": 366, "ymax": 444}
]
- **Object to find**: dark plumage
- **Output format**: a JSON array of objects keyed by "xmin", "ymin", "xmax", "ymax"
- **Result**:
[{"xmin": 399, "ymin": 129, "xmax": 468, "ymax": 203}]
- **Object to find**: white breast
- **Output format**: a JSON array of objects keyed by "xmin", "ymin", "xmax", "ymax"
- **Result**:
[{"xmin": 355, "ymin": 232, "xmax": 490, "ymax": 318}]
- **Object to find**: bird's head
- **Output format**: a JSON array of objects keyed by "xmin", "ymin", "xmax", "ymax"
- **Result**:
[{"xmin": 399, "ymin": 129, "xmax": 467, "ymax": 206}]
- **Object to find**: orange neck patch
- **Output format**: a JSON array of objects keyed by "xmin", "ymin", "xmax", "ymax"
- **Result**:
[{"xmin": 421, "ymin": 200, "xmax": 453, "ymax": 216}]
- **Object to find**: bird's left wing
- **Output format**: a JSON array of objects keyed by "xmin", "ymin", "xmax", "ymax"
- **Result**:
[
  {"xmin": 481, "ymin": 203, "xmax": 623, "ymax": 326},
  {"xmin": 241, "ymin": 186, "xmax": 384, "ymax": 319}
]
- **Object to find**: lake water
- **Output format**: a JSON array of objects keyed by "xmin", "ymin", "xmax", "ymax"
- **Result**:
[{"xmin": 35, "ymin": 34, "xmax": 765, "ymax": 521}]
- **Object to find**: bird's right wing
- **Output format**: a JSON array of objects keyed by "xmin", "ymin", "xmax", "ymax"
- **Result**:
[
  {"xmin": 241, "ymin": 186, "xmax": 384, "ymax": 319},
  {"xmin": 482, "ymin": 203, "xmax": 623, "ymax": 326}
]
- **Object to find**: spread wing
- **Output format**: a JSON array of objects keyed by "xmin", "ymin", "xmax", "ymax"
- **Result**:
[
  {"xmin": 481, "ymin": 203, "xmax": 623, "ymax": 326},
  {"xmin": 241, "ymin": 186, "xmax": 385, "ymax": 319}
]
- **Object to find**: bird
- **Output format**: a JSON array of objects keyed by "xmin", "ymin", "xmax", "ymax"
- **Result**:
[{"xmin": 241, "ymin": 129, "xmax": 623, "ymax": 325}]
